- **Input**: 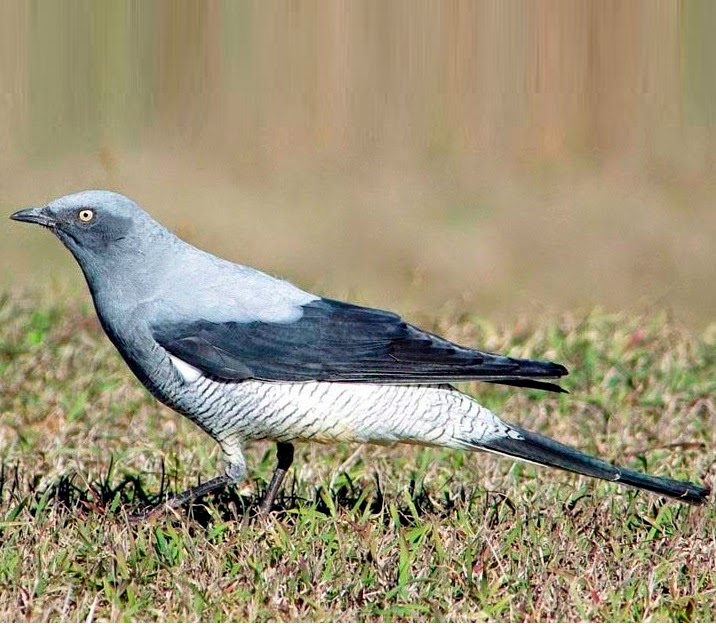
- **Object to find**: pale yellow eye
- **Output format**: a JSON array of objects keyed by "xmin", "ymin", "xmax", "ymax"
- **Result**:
[{"xmin": 78, "ymin": 209, "xmax": 94, "ymax": 223}]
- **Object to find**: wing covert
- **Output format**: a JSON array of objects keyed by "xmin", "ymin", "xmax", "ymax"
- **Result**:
[{"xmin": 152, "ymin": 298, "xmax": 568, "ymax": 390}]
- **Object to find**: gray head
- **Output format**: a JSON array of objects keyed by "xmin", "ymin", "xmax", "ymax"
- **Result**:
[
  {"xmin": 12, "ymin": 189, "xmax": 313, "ymax": 322},
  {"xmin": 11, "ymin": 190, "xmax": 170, "ymax": 269}
]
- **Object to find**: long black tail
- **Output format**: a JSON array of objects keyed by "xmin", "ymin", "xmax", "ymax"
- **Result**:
[{"xmin": 473, "ymin": 424, "xmax": 709, "ymax": 505}]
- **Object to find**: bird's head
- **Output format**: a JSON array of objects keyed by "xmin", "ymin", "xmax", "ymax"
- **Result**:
[{"xmin": 10, "ymin": 190, "xmax": 166, "ymax": 272}]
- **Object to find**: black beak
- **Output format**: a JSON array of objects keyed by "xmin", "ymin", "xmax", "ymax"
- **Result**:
[{"xmin": 10, "ymin": 206, "xmax": 56, "ymax": 228}]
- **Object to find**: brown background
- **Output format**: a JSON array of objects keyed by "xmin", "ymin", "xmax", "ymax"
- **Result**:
[{"xmin": 1, "ymin": 1, "xmax": 714, "ymax": 329}]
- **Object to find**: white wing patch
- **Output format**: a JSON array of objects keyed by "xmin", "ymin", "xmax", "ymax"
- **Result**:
[{"xmin": 170, "ymin": 354, "xmax": 203, "ymax": 383}]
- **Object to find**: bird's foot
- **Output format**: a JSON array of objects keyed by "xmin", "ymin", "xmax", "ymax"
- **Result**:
[
  {"xmin": 129, "ymin": 474, "xmax": 232, "ymax": 524},
  {"xmin": 129, "ymin": 444, "xmax": 295, "ymax": 524}
]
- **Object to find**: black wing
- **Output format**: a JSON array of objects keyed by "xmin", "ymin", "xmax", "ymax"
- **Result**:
[{"xmin": 152, "ymin": 298, "xmax": 568, "ymax": 391}]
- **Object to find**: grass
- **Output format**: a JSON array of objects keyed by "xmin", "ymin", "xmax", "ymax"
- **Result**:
[{"xmin": 0, "ymin": 292, "xmax": 713, "ymax": 621}]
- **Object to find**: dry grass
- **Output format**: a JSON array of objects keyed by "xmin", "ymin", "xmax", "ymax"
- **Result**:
[{"xmin": 0, "ymin": 292, "xmax": 714, "ymax": 621}]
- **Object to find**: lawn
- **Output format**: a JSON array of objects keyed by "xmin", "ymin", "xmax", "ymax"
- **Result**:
[{"xmin": 0, "ymin": 293, "xmax": 713, "ymax": 621}]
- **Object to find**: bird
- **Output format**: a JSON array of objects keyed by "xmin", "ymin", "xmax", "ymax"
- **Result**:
[{"xmin": 10, "ymin": 190, "xmax": 710, "ymax": 517}]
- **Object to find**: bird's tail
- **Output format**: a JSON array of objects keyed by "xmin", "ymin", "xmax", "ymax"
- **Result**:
[{"xmin": 470, "ymin": 423, "xmax": 710, "ymax": 505}]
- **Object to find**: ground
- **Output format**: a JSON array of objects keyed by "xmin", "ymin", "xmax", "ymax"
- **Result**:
[{"xmin": 0, "ymin": 293, "xmax": 713, "ymax": 621}]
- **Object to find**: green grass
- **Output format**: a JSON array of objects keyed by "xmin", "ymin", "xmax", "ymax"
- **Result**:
[{"xmin": 0, "ymin": 293, "xmax": 713, "ymax": 621}]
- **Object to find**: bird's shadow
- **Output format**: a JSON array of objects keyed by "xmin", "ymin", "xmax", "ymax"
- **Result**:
[{"xmin": 0, "ymin": 460, "xmax": 506, "ymax": 530}]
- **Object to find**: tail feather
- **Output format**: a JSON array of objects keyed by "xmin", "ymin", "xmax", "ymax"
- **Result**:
[{"xmin": 473, "ymin": 424, "xmax": 710, "ymax": 505}]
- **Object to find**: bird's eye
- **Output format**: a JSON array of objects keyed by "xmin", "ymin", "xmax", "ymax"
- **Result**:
[{"xmin": 78, "ymin": 209, "xmax": 94, "ymax": 223}]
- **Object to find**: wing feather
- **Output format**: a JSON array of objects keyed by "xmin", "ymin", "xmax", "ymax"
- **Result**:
[{"xmin": 152, "ymin": 298, "xmax": 568, "ymax": 390}]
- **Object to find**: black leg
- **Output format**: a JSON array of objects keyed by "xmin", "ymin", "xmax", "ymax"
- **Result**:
[
  {"xmin": 131, "ymin": 465, "xmax": 242, "ymax": 523},
  {"xmin": 258, "ymin": 442, "xmax": 294, "ymax": 515},
  {"xmin": 130, "ymin": 443, "xmax": 294, "ymax": 523}
]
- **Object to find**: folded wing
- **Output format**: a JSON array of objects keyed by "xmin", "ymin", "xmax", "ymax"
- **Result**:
[{"xmin": 152, "ymin": 298, "xmax": 568, "ymax": 391}]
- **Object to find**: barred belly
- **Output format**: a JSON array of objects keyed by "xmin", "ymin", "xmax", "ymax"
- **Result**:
[{"xmin": 170, "ymin": 376, "xmax": 512, "ymax": 464}]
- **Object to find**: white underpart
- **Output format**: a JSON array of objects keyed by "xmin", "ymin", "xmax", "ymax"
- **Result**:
[
  {"xmin": 169, "ymin": 354, "xmax": 203, "ymax": 383},
  {"xmin": 167, "ymin": 376, "xmax": 520, "ymax": 468}
]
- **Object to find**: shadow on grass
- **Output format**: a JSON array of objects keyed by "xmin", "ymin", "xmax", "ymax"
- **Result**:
[{"xmin": 0, "ymin": 460, "xmax": 511, "ymax": 529}]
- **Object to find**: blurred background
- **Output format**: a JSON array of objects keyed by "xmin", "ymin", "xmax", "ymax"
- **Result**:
[{"xmin": 1, "ymin": 1, "xmax": 714, "ymax": 329}]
